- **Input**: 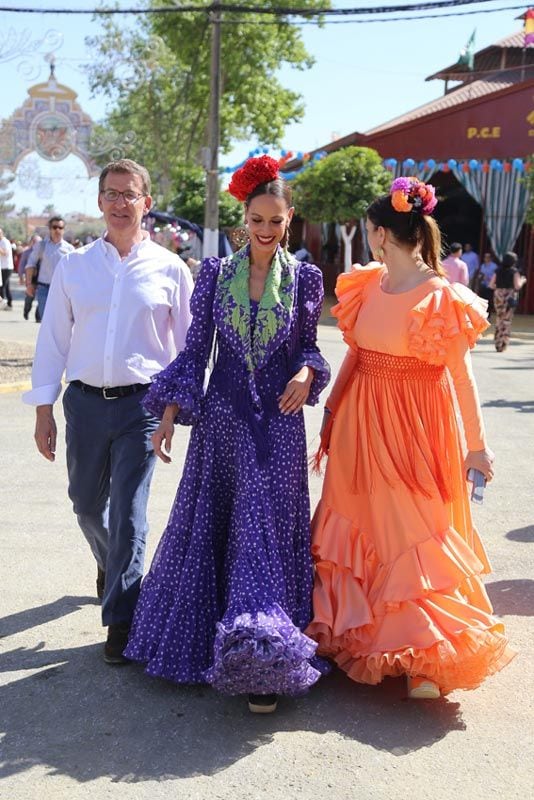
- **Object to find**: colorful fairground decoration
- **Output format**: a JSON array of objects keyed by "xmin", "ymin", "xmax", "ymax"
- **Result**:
[{"xmin": 383, "ymin": 157, "xmax": 530, "ymax": 174}]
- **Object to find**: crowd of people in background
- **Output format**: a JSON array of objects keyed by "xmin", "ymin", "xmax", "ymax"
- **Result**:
[
  {"xmin": 436, "ymin": 241, "xmax": 527, "ymax": 350},
  {"xmin": 0, "ymin": 224, "xmax": 99, "ymax": 319},
  {"xmin": 0, "ymin": 218, "xmax": 528, "ymax": 359}
]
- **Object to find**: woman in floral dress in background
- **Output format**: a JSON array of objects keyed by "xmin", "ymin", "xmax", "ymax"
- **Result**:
[{"xmin": 125, "ymin": 156, "xmax": 330, "ymax": 713}]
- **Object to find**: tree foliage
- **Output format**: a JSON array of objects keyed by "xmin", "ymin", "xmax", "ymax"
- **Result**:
[
  {"xmin": 0, "ymin": 170, "xmax": 15, "ymax": 217},
  {"xmin": 170, "ymin": 164, "xmax": 242, "ymax": 229},
  {"xmin": 291, "ymin": 147, "xmax": 390, "ymax": 225},
  {"xmin": 85, "ymin": 0, "xmax": 329, "ymax": 203}
]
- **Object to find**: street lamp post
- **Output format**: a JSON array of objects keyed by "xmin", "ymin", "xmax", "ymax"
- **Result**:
[{"xmin": 203, "ymin": 2, "xmax": 222, "ymax": 259}]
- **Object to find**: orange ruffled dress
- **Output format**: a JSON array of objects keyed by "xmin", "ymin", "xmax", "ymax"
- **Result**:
[{"xmin": 307, "ymin": 264, "xmax": 515, "ymax": 693}]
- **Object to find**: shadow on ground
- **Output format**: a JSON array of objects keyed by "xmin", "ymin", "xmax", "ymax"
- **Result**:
[
  {"xmin": 485, "ymin": 579, "xmax": 534, "ymax": 617},
  {"xmin": 0, "ymin": 597, "xmax": 465, "ymax": 783},
  {"xmin": 482, "ymin": 399, "xmax": 534, "ymax": 413},
  {"xmin": 506, "ymin": 525, "xmax": 534, "ymax": 543}
]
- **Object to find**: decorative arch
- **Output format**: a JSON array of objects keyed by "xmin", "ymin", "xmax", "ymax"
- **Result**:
[{"xmin": 0, "ymin": 61, "xmax": 100, "ymax": 178}]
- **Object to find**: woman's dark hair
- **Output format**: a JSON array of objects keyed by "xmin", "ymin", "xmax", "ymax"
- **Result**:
[
  {"xmin": 366, "ymin": 194, "xmax": 445, "ymax": 276},
  {"xmin": 245, "ymin": 178, "xmax": 292, "ymax": 249},
  {"xmin": 501, "ymin": 251, "xmax": 518, "ymax": 270}
]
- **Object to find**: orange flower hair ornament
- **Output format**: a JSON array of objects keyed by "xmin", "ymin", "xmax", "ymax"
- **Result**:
[
  {"xmin": 228, "ymin": 155, "xmax": 281, "ymax": 202},
  {"xmin": 390, "ymin": 177, "xmax": 437, "ymax": 215}
]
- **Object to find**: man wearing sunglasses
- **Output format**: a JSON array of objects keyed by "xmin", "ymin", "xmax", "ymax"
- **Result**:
[
  {"xmin": 26, "ymin": 216, "xmax": 74, "ymax": 321},
  {"xmin": 23, "ymin": 159, "xmax": 194, "ymax": 665}
]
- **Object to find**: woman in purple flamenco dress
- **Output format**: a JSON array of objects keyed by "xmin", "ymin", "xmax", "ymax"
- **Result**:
[{"xmin": 125, "ymin": 156, "xmax": 330, "ymax": 713}]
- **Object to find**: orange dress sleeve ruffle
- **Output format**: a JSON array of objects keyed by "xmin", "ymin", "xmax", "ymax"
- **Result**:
[
  {"xmin": 408, "ymin": 282, "xmax": 489, "ymax": 365},
  {"xmin": 331, "ymin": 264, "xmax": 383, "ymax": 350}
]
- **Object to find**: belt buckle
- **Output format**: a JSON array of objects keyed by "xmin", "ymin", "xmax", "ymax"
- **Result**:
[{"xmin": 102, "ymin": 387, "xmax": 118, "ymax": 400}]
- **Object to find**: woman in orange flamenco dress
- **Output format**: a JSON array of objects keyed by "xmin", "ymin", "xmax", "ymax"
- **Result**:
[{"xmin": 307, "ymin": 177, "xmax": 515, "ymax": 699}]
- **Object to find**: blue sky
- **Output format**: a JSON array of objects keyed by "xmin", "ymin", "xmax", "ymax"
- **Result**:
[{"xmin": 0, "ymin": 0, "xmax": 526, "ymax": 215}]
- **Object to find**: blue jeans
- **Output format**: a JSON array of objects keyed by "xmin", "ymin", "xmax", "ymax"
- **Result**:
[
  {"xmin": 62, "ymin": 383, "xmax": 159, "ymax": 626},
  {"xmin": 36, "ymin": 283, "xmax": 49, "ymax": 320}
]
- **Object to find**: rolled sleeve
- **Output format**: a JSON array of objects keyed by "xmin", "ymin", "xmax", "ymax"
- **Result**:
[
  {"xmin": 144, "ymin": 257, "xmax": 219, "ymax": 424},
  {"xmin": 170, "ymin": 260, "xmax": 194, "ymax": 353}
]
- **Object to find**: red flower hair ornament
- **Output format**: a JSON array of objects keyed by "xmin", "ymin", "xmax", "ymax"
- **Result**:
[{"xmin": 228, "ymin": 155, "xmax": 281, "ymax": 202}]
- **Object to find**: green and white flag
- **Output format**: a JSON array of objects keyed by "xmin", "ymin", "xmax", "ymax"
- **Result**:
[{"xmin": 458, "ymin": 29, "xmax": 476, "ymax": 70}]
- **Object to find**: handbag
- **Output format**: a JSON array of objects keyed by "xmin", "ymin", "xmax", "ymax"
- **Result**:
[
  {"xmin": 30, "ymin": 240, "xmax": 46, "ymax": 286},
  {"xmin": 506, "ymin": 293, "xmax": 518, "ymax": 310}
]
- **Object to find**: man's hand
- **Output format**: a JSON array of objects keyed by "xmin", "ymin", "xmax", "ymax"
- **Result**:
[
  {"xmin": 35, "ymin": 405, "xmax": 57, "ymax": 462},
  {"xmin": 152, "ymin": 403, "xmax": 179, "ymax": 463}
]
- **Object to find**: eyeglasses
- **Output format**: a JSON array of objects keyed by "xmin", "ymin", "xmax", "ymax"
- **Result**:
[
  {"xmin": 51, "ymin": 225, "xmax": 64, "ymax": 230},
  {"xmin": 100, "ymin": 189, "xmax": 146, "ymax": 204}
]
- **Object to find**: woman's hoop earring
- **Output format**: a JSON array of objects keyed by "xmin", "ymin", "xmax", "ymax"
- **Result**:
[{"xmin": 376, "ymin": 246, "xmax": 384, "ymax": 262}]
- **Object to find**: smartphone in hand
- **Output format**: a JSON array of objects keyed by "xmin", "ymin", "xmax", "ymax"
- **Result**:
[{"xmin": 467, "ymin": 468, "xmax": 486, "ymax": 504}]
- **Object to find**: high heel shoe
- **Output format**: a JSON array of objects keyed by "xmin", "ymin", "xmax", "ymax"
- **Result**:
[
  {"xmin": 248, "ymin": 693, "xmax": 278, "ymax": 714},
  {"xmin": 407, "ymin": 675, "xmax": 440, "ymax": 700}
]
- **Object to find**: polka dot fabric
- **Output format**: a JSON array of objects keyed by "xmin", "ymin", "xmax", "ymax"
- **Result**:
[{"xmin": 125, "ymin": 256, "xmax": 331, "ymax": 695}]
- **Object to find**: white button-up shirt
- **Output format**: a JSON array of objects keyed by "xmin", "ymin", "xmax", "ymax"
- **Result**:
[
  {"xmin": 0, "ymin": 236, "xmax": 14, "ymax": 270},
  {"xmin": 23, "ymin": 236, "xmax": 194, "ymax": 406}
]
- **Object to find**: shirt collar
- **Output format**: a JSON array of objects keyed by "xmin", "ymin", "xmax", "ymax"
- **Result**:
[{"xmin": 101, "ymin": 231, "xmax": 150, "ymax": 260}]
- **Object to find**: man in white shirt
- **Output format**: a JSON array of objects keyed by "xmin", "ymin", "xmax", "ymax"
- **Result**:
[
  {"xmin": 26, "ymin": 216, "xmax": 74, "ymax": 321},
  {"xmin": 23, "ymin": 159, "xmax": 194, "ymax": 664},
  {"xmin": 0, "ymin": 228, "xmax": 14, "ymax": 310}
]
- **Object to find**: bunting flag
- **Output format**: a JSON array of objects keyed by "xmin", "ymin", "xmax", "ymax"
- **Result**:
[
  {"xmin": 525, "ymin": 9, "xmax": 534, "ymax": 46},
  {"xmin": 458, "ymin": 29, "xmax": 476, "ymax": 70}
]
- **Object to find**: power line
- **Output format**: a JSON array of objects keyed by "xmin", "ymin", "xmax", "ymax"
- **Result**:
[
  {"xmin": 0, "ymin": 1, "xmax": 522, "ymax": 17},
  {"xmin": 221, "ymin": 4, "xmax": 526, "ymax": 23}
]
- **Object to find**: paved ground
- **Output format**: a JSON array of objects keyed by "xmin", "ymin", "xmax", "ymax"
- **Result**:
[{"xmin": 1, "ymin": 280, "xmax": 533, "ymax": 799}]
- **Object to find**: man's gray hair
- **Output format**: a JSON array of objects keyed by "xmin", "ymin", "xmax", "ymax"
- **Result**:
[{"xmin": 99, "ymin": 159, "xmax": 151, "ymax": 196}]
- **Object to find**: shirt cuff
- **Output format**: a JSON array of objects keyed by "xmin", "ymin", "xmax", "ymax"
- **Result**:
[{"xmin": 22, "ymin": 382, "xmax": 63, "ymax": 406}]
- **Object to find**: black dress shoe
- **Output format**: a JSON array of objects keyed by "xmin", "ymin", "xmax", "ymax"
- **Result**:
[
  {"xmin": 96, "ymin": 567, "xmax": 105, "ymax": 601},
  {"xmin": 248, "ymin": 693, "xmax": 278, "ymax": 714},
  {"xmin": 103, "ymin": 623, "xmax": 131, "ymax": 665}
]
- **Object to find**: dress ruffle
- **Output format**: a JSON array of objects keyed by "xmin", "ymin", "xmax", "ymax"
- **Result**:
[
  {"xmin": 331, "ymin": 264, "xmax": 383, "ymax": 349},
  {"xmin": 307, "ymin": 502, "xmax": 515, "ymax": 693},
  {"xmin": 143, "ymin": 350, "xmax": 206, "ymax": 425},
  {"xmin": 408, "ymin": 283, "xmax": 489, "ymax": 364},
  {"xmin": 203, "ymin": 604, "xmax": 327, "ymax": 695},
  {"xmin": 125, "ymin": 409, "xmax": 325, "ymax": 694}
]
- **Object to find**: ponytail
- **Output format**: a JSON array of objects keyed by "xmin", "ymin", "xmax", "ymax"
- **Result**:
[{"xmin": 421, "ymin": 215, "xmax": 445, "ymax": 277}]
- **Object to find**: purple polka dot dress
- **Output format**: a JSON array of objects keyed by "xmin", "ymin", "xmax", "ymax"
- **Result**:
[{"xmin": 124, "ymin": 251, "xmax": 331, "ymax": 696}]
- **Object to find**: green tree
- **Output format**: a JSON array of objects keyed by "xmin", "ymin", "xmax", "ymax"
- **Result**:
[
  {"xmin": 85, "ymin": 0, "xmax": 329, "ymax": 204},
  {"xmin": 171, "ymin": 165, "xmax": 242, "ymax": 229},
  {"xmin": 42, "ymin": 203, "xmax": 57, "ymax": 217},
  {"xmin": 0, "ymin": 170, "xmax": 17, "ymax": 239},
  {"xmin": 0, "ymin": 170, "xmax": 15, "ymax": 217},
  {"xmin": 17, "ymin": 206, "xmax": 31, "ymax": 238},
  {"xmin": 291, "ymin": 147, "xmax": 390, "ymax": 271}
]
